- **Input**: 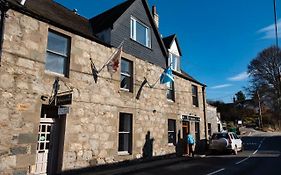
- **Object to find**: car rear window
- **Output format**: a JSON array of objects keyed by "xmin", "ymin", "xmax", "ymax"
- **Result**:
[{"xmin": 212, "ymin": 133, "xmax": 229, "ymax": 140}]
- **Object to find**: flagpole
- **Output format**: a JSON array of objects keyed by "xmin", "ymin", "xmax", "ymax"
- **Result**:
[{"xmin": 273, "ymin": 0, "xmax": 279, "ymax": 48}]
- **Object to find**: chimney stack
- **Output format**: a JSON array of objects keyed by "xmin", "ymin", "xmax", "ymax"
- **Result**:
[
  {"xmin": 20, "ymin": 0, "xmax": 27, "ymax": 5},
  {"xmin": 152, "ymin": 5, "xmax": 159, "ymax": 28}
]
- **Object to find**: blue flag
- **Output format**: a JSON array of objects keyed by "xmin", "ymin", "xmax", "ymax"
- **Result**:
[{"xmin": 160, "ymin": 67, "xmax": 174, "ymax": 84}]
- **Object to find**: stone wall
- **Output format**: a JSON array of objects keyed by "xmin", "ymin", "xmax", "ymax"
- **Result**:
[
  {"xmin": 0, "ymin": 10, "xmax": 205, "ymax": 174},
  {"xmin": 206, "ymin": 104, "xmax": 219, "ymax": 137}
]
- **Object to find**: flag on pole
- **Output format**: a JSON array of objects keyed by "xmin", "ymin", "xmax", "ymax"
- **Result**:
[
  {"xmin": 90, "ymin": 58, "xmax": 99, "ymax": 83},
  {"xmin": 160, "ymin": 67, "xmax": 174, "ymax": 84},
  {"xmin": 107, "ymin": 46, "xmax": 122, "ymax": 75}
]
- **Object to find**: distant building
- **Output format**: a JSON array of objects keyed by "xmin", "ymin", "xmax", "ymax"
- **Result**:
[
  {"xmin": 0, "ymin": 0, "xmax": 206, "ymax": 174},
  {"xmin": 206, "ymin": 104, "xmax": 223, "ymax": 138}
]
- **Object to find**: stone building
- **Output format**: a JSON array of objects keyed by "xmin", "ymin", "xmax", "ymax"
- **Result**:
[
  {"xmin": 0, "ymin": 0, "xmax": 206, "ymax": 174},
  {"xmin": 206, "ymin": 104, "xmax": 223, "ymax": 138}
]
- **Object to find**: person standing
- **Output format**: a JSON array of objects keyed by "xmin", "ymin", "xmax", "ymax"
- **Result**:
[{"xmin": 187, "ymin": 132, "xmax": 195, "ymax": 157}]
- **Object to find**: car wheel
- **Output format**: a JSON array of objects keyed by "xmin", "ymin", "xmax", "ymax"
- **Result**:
[{"xmin": 233, "ymin": 146, "xmax": 238, "ymax": 155}]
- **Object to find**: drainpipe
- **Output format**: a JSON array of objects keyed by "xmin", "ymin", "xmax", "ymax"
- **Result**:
[{"xmin": 202, "ymin": 86, "xmax": 208, "ymax": 151}]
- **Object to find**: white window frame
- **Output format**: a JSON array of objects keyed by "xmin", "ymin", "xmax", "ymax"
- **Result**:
[
  {"xmin": 130, "ymin": 16, "xmax": 151, "ymax": 48},
  {"xmin": 45, "ymin": 30, "xmax": 70, "ymax": 77},
  {"xmin": 169, "ymin": 53, "xmax": 179, "ymax": 71},
  {"xmin": 120, "ymin": 58, "xmax": 133, "ymax": 92}
]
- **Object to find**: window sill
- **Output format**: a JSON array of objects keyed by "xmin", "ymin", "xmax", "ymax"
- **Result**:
[
  {"xmin": 45, "ymin": 70, "xmax": 67, "ymax": 78},
  {"xmin": 167, "ymin": 99, "xmax": 175, "ymax": 103},
  {"xmin": 168, "ymin": 143, "xmax": 175, "ymax": 146},
  {"xmin": 118, "ymin": 151, "xmax": 131, "ymax": 156},
  {"xmin": 120, "ymin": 88, "xmax": 133, "ymax": 93}
]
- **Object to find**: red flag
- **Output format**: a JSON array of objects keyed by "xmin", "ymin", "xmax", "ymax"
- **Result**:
[{"xmin": 107, "ymin": 46, "xmax": 122, "ymax": 74}]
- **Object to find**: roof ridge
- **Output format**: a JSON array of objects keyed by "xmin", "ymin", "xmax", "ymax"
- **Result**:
[{"xmin": 52, "ymin": 0, "xmax": 89, "ymax": 21}]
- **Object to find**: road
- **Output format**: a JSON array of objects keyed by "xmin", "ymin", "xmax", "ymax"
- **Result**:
[{"xmin": 128, "ymin": 132, "xmax": 281, "ymax": 175}]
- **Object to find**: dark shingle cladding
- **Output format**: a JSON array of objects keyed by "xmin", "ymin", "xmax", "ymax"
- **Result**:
[{"xmin": 90, "ymin": 0, "xmax": 135, "ymax": 34}]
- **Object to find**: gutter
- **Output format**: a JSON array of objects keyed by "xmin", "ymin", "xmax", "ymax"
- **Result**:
[{"xmin": 202, "ymin": 86, "xmax": 208, "ymax": 149}]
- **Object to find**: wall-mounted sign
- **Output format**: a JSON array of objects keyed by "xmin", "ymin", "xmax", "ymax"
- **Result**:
[
  {"xmin": 56, "ymin": 93, "xmax": 72, "ymax": 106},
  {"xmin": 58, "ymin": 106, "xmax": 70, "ymax": 115},
  {"xmin": 181, "ymin": 115, "xmax": 200, "ymax": 122}
]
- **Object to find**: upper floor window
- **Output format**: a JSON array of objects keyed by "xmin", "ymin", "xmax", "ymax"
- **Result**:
[
  {"xmin": 167, "ymin": 81, "xmax": 175, "ymax": 101},
  {"xmin": 45, "ymin": 31, "xmax": 70, "ymax": 76},
  {"xmin": 130, "ymin": 17, "xmax": 151, "ymax": 48},
  {"xmin": 169, "ymin": 53, "xmax": 179, "ymax": 71},
  {"xmin": 192, "ymin": 85, "xmax": 199, "ymax": 107},
  {"xmin": 120, "ymin": 58, "xmax": 133, "ymax": 92}
]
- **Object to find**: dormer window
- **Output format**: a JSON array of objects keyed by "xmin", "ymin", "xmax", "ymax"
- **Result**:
[
  {"xmin": 130, "ymin": 17, "xmax": 151, "ymax": 48},
  {"xmin": 169, "ymin": 53, "xmax": 179, "ymax": 71}
]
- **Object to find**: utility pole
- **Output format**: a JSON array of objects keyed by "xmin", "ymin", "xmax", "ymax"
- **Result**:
[{"xmin": 257, "ymin": 90, "xmax": 263, "ymax": 129}]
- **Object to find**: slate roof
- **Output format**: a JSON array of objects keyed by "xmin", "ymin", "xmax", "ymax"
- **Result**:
[
  {"xmin": 4, "ymin": 0, "xmax": 110, "ymax": 47},
  {"xmin": 162, "ymin": 34, "xmax": 182, "ymax": 56},
  {"xmin": 90, "ymin": 0, "xmax": 135, "ymax": 34},
  {"xmin": 174, "ymin": 70, "xmax": 206, "ymax": 87}
]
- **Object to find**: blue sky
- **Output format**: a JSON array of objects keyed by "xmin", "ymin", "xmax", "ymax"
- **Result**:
[{"xmin": 55, "ymin": 0, "xmax": 280, "ymax": 102}]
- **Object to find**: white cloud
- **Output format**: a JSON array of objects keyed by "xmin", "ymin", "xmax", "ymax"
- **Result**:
[
  {"xmin": 228, "ymin": 72, "xmax": 249, "ymax": 81},
  {"xmin": 210, "ymin": 84, "xmax": 232, "ymax": 89},
  {"xmin": 258, "ymin": 19, "xmax": 281, "ymax": 39}
]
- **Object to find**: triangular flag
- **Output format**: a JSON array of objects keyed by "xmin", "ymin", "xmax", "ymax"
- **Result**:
[
  {"xmin": 160, "ymin": 67, "xmax": 174, "ymax": 84},
  {"xmin": 107, "ymin": 46, "xmax": 122, "ymax": 75}
]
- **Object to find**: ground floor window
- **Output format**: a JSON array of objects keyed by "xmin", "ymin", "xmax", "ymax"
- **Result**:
[
  {"xmin": 208, "ymin": 123, "xmax": 212, "ymax": 137},
  {"xmin": 118, "ymin": 113, "xmax": 133, "ymax": 154},
  {"xmin": 168, "ymin": 119, "xmax": 176, "ymax": 144},
  {"xmin": 195, "ymin": 122, "xmax": 200, "ymax": 143}
]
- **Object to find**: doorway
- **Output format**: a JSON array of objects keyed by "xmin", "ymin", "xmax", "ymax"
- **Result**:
[
  {"xmin": 182, "ymin": 121, "xmax": 190, "ymax": 155},
  {"xmin": 35, "ymin": 105, "xmax": 65, "ymax": 175}
]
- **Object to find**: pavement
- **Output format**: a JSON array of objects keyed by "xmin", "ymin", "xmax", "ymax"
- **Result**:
[
  {"xmin": 63, "ymin": 155, "xmax": 196, "ymax": 175},
  {"xmin": 63, "ymin": 129, "xmax": 281, "ymax": 175}
]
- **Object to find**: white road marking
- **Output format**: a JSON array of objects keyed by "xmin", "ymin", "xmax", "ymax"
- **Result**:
[
  {"xmin": 236, "ymin": 137, "xmax": 266, "ymax": 164},
  {"xmin": 206, "ymin": 168, "xmax": 225, "ymax": 175},
  {"xmin": 235, "ymin": 156, "xmax": 250, "ymax": 165}
]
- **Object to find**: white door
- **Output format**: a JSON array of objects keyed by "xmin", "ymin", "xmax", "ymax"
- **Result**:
[{"xmin": 35, "ymin": 119, "xmax": 54, "ymax": 175}]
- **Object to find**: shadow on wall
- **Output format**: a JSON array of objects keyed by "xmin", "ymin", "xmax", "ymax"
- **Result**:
[
  {"xmin": 175, "ymin": 130, "xmax": 184, "ymax": 157},
  {"xmin": 142, "ymin": 131, "xmax": 154, "ymax": 159},
  {"xmin": 195, "ymin": 139, "xmax": 207, "ymax": 155}
]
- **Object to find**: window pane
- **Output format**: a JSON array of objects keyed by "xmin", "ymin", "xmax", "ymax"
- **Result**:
[
  {"xmin": 120, "ymin": 74, "xmax": 131, "ymax": 90},
  {"xmin": 45, "ymin": 52, "xmax": 66, "ymax": 75},
  {"xmin": 121, "ymin": 59, "xmax": 131, "ymax": 74},
  {"xmin": 168, "ymin": 132, "xmax": 175, "ymax": 144},
  {"xmin": 168, "ymin": 120, "xmax": 175, "ymax": 131},
  {"xmin": 119, "ymin": 114, "xmax": 131, "ymax": 132},
  {"xmin": 47, "ymin": 32, "xmax": 68, "ymax": 55},
  {"xmin": 118, "ymin": 133, "xmax": 130, "ymax": 152},
  {"xmin": 136, "ymin": 21, "xmax": 147, "ymax": 46}
]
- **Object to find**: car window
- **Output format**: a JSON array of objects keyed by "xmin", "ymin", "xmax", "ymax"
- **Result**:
[
  {"xmin": 233, "ymin": 133, "xmax": 239, "ymax": 139},
  {"xmin": 212, "ymin": 133, "xmax": 229, "ymax": 140}
]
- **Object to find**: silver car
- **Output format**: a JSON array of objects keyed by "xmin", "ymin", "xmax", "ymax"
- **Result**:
[{"xmin": 209, "ymin": 132, "xmax": 243, "ymax": 155}]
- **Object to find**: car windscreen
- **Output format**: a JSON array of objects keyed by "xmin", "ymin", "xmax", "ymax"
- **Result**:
[{"xmin": 212, "ymin": 133, "xmax": 229, "ymax": 140}]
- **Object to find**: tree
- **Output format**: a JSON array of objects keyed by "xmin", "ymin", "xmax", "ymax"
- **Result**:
[
  {"xmin": 247, "ymin": 46, "xmax": 281, "ymax": 125},
  {"xmin": 235, "ymin": 91, "xmax": 246, "ymax": 102}
]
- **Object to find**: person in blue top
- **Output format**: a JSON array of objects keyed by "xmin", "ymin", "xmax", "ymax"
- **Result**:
[{"xmin": 187, "ymin": 132, "xmax": 195, "ymax": 157}]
